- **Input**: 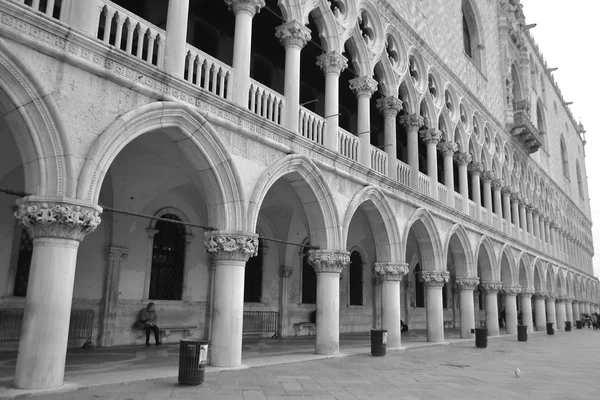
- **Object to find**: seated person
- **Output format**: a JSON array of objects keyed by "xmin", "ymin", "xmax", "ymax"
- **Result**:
[
  {"xmin": 401, "ymin": 320, "xmax": 408, "ymax": 332},
  {"xmin": 138, "ymin": 302, "xmax": 162, "ymax": 346}
]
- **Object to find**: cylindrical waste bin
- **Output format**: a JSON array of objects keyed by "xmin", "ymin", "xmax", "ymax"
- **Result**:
[
  {"xmin": 576, "ymin": 320, "xmax": 583, "ymax": 329},
  {"xmin": 370, "ymin": 329, "xmax": 387, "ymax": 356},
  {"xmin": 178, "ymin": 340, "xmax": 209, "ymax": 385},
  {"xmin": 546, "ymin": 322, "xmax": 554, "ymax": 335},
  {"xmin": 517, "ymin": 325, "xmax": 527, "ymax": 342},
  {"xmin": 475, "ymin": 328, "xmax": 487, "ymax": 348},
  {"xmin": 565, "ymin": 321, "xmax": 571, "ymax": 332}
]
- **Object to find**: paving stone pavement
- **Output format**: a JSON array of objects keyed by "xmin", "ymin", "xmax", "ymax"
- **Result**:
[{"xmin": 9, "ymin": 329, "xmax": 600, "ymax": 400}]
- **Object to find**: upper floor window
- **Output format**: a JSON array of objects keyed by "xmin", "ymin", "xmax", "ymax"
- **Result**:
[
  {"xmin": 560, "ymin": 138, "xmax": 570, "ymax": 179},
  {"xmin": 149, "ymin": 214, "xmax": 186, "ymax": 300},
  {"xmin": 462, "ymin": 0, "xmax": 484, "ymax": 71},
  {"xmin": 576, "ymin": 162, "xmax": 584, "ymax": 198}
]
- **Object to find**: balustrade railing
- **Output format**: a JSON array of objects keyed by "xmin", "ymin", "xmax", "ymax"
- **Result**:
[
  {"xmin": 370, "ymin": 146, "xmax": 387, "ymax": 175},
  {"xmin": 492, "ymin": 214, "xmax": 498, "ymax": 228},
  {"xmin": 454, "ymin": 192, "xmax": 463, "ymax": 212},
  {"xmin": 299, "ymin": 108, "xmax": 325, "ymax": 145},
  {"xmin": 418, "ymin": 173, "xmax": 430, "ymax": 197},
  {"xmin": 396, "ymin": 161, "xmax": 410, "ymax": 186},
  {"xmin": 97, "ymin": 1, "xmax": 165, "ymax": 67},
  {"xmin": 16, "ymin": 0, "xmax": 61, "ymax": 19},
  {"xmin": 437, "ymin": 184, "xmax": 448, "ymax": 205},
  {"xmin": 184, "ymin": 45, "xmax": 232, "ymax": 100},
  {"xmin": 468, "ymin": 200, "xmax": 476, "ymax": 218},
  {"xmin": 481, "ymin": 208, "xmax": 488, "ymax": 223},
  {"xmin": 338, "ymin": 128, "xmax": 359, "ymax": 161},
  {"xmin": 248, "ymin": 80, "xmax": 284, "ymax": 125}
]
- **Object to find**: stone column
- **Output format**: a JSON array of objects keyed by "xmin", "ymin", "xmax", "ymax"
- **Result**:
[
  {"xmin": 501, "ymin": 186, "xmax": 512, "ymax": 233},
  {"xmin": 419, "ymin": 271, "xmax": 450, "ymax": 343},
  {"xmin": 308, "ymin": 250, "xmax": 350, "ymax": 355},
  {"xmin": 278, "ymin": 265, "xmax": 294, "ymax": 337},
  {"xmin": 419, "ymin": 129, "xmax": 442, "ymax": 200},
  {"xmin": 518, "ymin": 198, "xmax": 527, "ymax": 241},
  {"xmin": 164, "ymin": 0, "xmax": 190, "ymax": 78},
  {"xmin": 317, "ymin": 51, "xmax": 348, "ymax": 151},
  {"xmin": 520, "ymin": 288, "xmax": 535, "ymax": 334},
  {"xmin": 481, "ymin": 171, "xmax": 494, "ymax": 225},
  {"xmin": 377, "ymin": 97, "xmax": 403, "ymax": 180},
  {"xmin": 480, "ymin": 282, "xmax": 502, "ymax": 337},
  {"xmin": 532, "ymin": 209, "xmax": 540, "ymax": 241},
  {"xmin": 101, "ymin": 246, "xmax": 128, "ymax": 347},
  {"xmin": 545, "ymin": 293, "xmax": 556, "ymax": 328},
  {"xmin": 455, "ymin": 277, "xmax": 480, "ymax": 339},
  {"xmin": 204, "ymin": 231, "xmax": 259, "ymax": 367},
  {"xmin": 545, "ymin": 220, "xmax": 551, "ymax": 249},
  {"xmin": 539, "ymin": 214, "xmax": 546, "ymax": 244},
  {"xmin": 525, "ymin": 205, "xmax": 534, "ymax": 244},
  {"xmin": 501, "ymin": 286, "xmax": 521, "ymax": 334},
  {"xmin": 565, "ymin": 297, "xmax": 574, "ymax": 325},
  {"xmin": 227, "ymin": 0, "xmax": 265, "ymax": 106},
  {"xmin": 510, "ymin": 193, "xmax": 520, "ymax": 232},
  {"xmin": 349, "ymin": 76, "xmax": 378, "ymax": 168},
  {"xmin": 533, "ymin": 292, "xmax": 547, "ymax": 331},
  {"xmin": 492, "ymin": 179, "xmax": 503, "ymax": 228},
  {"xmin": 399, "ymin": 114, "xmax": 425, "ymax": 190},
  {"xmin": 572, "ymin": 300, "xmax": 580, "ymax": 322},
  {"xmin": 439, "ymin": 141, "xmax": 458, "ymax": 208},
  {"xmin": 468, "ymin": 162, "xmax": 484, "ymax": 220},
  {"xmin": 61, "ymin": 0, "xmax": 102, "ymax": 36},
  {"xmin": 276, "ymin": 21, "xmax": 311, "ymax": 133},
  {"xmin": 13, "ymin": 198, "xmax": 102, "ymax": 389},
  {"xmin": 454, "ymin": 152, "xmax": 472, "ymax": 214},
  {"xmin": 373, "ymin": 263, "xmax": 409, "ymax": 349},
  {"xmin": 555, "ymin": 295, "xmax": 566, "ymax": 329}
]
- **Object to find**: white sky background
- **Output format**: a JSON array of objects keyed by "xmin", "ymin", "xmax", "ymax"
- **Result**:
[{"xmin": 519, "ymin": 0, "xmax": 600, "ymax": 278}]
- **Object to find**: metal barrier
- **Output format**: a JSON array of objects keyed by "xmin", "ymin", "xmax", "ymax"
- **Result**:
[
  {"xmin": 0, "ymin": 308, "xmax": 95, "ymax": 348},
  {"xmin": 243, "ymin": 311, "xmax": 279, "ymax": 337}
]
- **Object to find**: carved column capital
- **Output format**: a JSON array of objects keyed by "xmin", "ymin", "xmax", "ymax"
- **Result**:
[
  {"xmin": 455, "ymin": 277, "xmax": 480, "ymax": 291},
  {"xmin": 275, "ymin": 20, "xmax": 312, "ymax": 48},
  {"xmin": 468, "ymin": 161, "xmax": 485, "ymax": 175},
  {"xmin": 204, "ymin": 230, "xmax": 259, "ymax": 262},
  {"xmin": 500, "ymin": 285, "xmax": 521, "ymax": 296},
  {"xmin": 308, "ymin": 250, "xmax": 350, "ymax": 274},
  {"xmin": 510, "ymin": 192, "xmax": 522, "ymax": 203},
  {"xmin": 480, "ymin": 281, "xmax": 503, "ymax": 294},
  {"xmin": 15, "ymin": 197, "xmax": 102, "ymax": 242},
  {"xmin": 419, "ymin": 128, "xmax": 443, "ymax": 144},
  {"xmin": 519, "ymin": 197, "xmax": 528, "ymax": 206},
  {"xmin": 279, "ymin": 265, "xmax": 294, "ymax": 278},
  {"xmin": 398, "ymin": 113, "xmax": 424, "ymax": 129},
  {"xmin": 373, "ymin": 262, "xmax": 409, "ymax": 282},
  {"xmin": 349, "ymin": 76, "xmax": 378, "ymax": 98},
  {"xmin": 225, "ymin": 0, "xmax": 265, "ymax": 16},
  {"xmin": 437, "ymin": 140, "xmax": 458, "ymax": 156},
  {"xmin": 419, "ymin": 271, "xmax": 450, "ymax": 287},
  {"xmin": 316, "ymin": 51, "xmax": 348, "ymax": 75},
  {"xmin": 533, "ymin": 291, "xmax": 547, "ymax": 300},
  {"xmin": 520, "ymin": 288, "xmax": 536, "ymax": 297},
  {"xmin": 453, "ymin": 151, "xmax": 472, "ymax": 166},
  {"xmin": 376, "ymin": 96, "xmax": 403, "ymax": 116},
  {"xmin": 545, "ymin": 293, "xmax": 556, "ymax": 301},
  {"xmin": 492, "ymin": 178, "xmax": 504, "ymax": 189},
  {"xmin": 501, "ymin": 186, "xmax": 512, "ymax": 195},
  {"xmin": 481, "ymin": 171, "xmax": 495, "ymax": 183}
]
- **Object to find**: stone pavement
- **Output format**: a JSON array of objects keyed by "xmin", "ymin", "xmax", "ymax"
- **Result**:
[{"xmin": 3, "ymin": 328, "xmax": 600, "ymax": 400}]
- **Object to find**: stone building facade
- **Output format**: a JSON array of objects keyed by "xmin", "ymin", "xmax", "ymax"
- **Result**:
[{"xmin": 0, "ymin": 0, "xmax": 598, "ymax": 391}]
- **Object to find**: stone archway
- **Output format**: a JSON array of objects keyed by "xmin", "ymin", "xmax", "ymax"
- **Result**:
[{"xmin": 475, "ymin": 236, "xmax": 500, "ymax": 336}]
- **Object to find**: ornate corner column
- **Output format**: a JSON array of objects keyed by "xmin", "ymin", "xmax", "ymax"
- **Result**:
[
  {"xmin": 455, "ymin": 277, "xmax": 480, "ymax": 339},
  {"xmin": 204, "ymin": 230, "xmax": 259, "ymax": 367},
  {"xmin": 545, "ymin": 293, "xmax": 557, "ymax": 327},
  {"xmin": 480, "ymin": 281, "xmax": 502, "ymax": 337},
  {"xmin": 276, "ymin": 21, "xmax": 311, "ymax": 132},
  {"xmin": 439, "ymin": 141, "xmax": 458, "ymax": 208},
  {"xmin": 419, "ymin": 129, "xmax": 442, "ymax": 200},
  {"xmin": 377, "ymin": 97, "xmax": 403, "ymax": 180},
  {"xmin": 226, "ymin": 0, "xmax": 265, "ymax": 106},
  {"xmin": 419, "ymin": 271, "xmax": 449, "ymax": 343},
  {"xmin": 481, "ymin": 171, "xmax": 494, "ymax": 225},
  {"xmin": 308, "ymin": 250, "xmax": 350, "ymax": 355},
  {"xmin": 13, "ymin": 198, "xmax": 102, "ymax": 390},
  {"xmin": 164, "ymin": 0, "xmax": 190, "ymax": 77},
  {"xmin": 399, "ymin": 114, "xmax": 425, "ymax": 190},
  {"xmin": 491, "ymin": 179, "xmax": 503, "ymax": 228},
  {"xmin": 565, "ymin": 296, "xmax": 574, "ymax": 325},
  {"xmin": 454, "ymin": 152, "xmax": 472, "ymax": 214},
  {"xmin": 278, "ymin": 265, "xmax": 294, "ymax": 337},
  {"xmin": 501, "ymin": 285, "xmax": 521, "ymax": 334},
  {"xmin": 373, "ymin": 263, "xmax": 409, "ymax": 348},
  {"xmin": 101, "ymin": 246, "xmax": 129, "ymax": 347},
  {"xmin": 555, "ymin": 295, "xmax": 566, "ymax": 329},
  {"xmin": 468, "ymin": 162, "xmax": 484, "ymax": 220},
  {"xmin": 317, "ymin": 51, "xmax": 348, "ymax": 151},
  {"xmin": 350, "ymin": 76, "xmax": 378, "ymax": 168},
  {"xmin": 533, "ymin": 292, "xmax": 547, "ymax": 331},
  {"xmin": 501, "ymin": 186, "xmax": 512, "ymax": 234},
  {"xmin": 519, "ymin": 288, "xmax": 535, "ymax": 333}
]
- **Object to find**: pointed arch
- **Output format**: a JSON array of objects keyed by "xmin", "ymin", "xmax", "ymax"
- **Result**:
[
  {"xmin": 344, "ymin": 30, "xmax": 372, "ymax": 77},
  {"xmin": 403, "ymin": 208, "xmax": 443, "ymax": 271},
  {"xmin": 499, "ymin": 245, "xmax": 517, "ymax": 286},
  {"xmin": 517, "ymin": 251, "xmax": 533, "ymax": 289},
  {"xmin": 305, "ymin": 1, "xmax": 343, "ymax": 52},
  {"xmin": 443, "ymin": 224, "xmax": 476, "ymax": 277},
  {"xmin": 475, "ymin": 235, "xmax": 497, "ymax": 281},
  {"xmin": 398, "ymin": 79, "xmax": 417, "ymax": 115}
]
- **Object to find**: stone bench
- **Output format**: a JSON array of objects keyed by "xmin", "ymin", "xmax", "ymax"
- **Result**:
[
  {"xmin": 136, "ymin": 325, "xmax": 196, "ymax": 341},
  {"xmin": 293, "ymin": 322, "xmax": 316, "ymax": 336}
]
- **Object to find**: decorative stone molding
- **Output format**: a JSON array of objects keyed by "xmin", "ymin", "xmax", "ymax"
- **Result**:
[
  {"xmin": 15, "ymin": 197, "xmax": 102, "ymax": 241},
  {"xmin": 481, "ymin": 171, "xmax": 495, "ymax": 182},
  {"xmin": 398, "ymin": 113, "xmax": 425, "ymax": 128},
  {"xmin": 480, "ymin": 281, "xmax": 503, "ymax": 294},
  {"xmin": 567, "ymin": 296, "xmax": 575, "ymax": 302},
  {"xmin": 500, "ymin": 285, "xmax": 521, "ymax": 296},
  {"xmin": 453, "ymin": 152, "xmax": 472, "ymax": 166},
  {"xmin": 275, "ymin": 21, "xmax": 311, "ymax": 49},
  {"xmin": 437, "ymin": 141, "xmax": 458, "ymax": 156},
  {"xmin": 455, "ymin": 277, "xmax": 480, "ymax": 291},
  {"xmin": 204, "ymin": 231, "xmax": 259, "ymax": 262},
  {"xmin": 555, "ymin": 294, "xmax": 567, "ymax": 302},
  {"xmin": 510, "ymin": 192, "xmax": 521, "ymax": 203},
  {"xmin": 533, "ymin": 291, "xmax": 547, "ymax": 299},
  {"xmin": 545, "ymin": 293, "xmax": 556, "ymax": 301},
  {"xmin": 376, "ymin": 96, "xmax": 403, "ymax": 116},
  {"xmin": 501, "ymin": 186, "xmax": 512, "ymax": 195},
  {"xmin": 279, "ymin": 265, "xmax": 293, "ymax": 279},
  {"xmin": 373, "ymin": 262, "xmax": 409, "ymax": 282},
  {"xmin": 349, "ymin": 76, "xmax": 378, "ymax": 97},
  {"xmin": 225, "ymin": 0, "xmax": 265, "ymax": 16},
  {"xmin": 419, "ymin": 128, "xmax": 442, "ymax": 144},
  {"xmin": 520, "ymin": 288, "xmax": 536, "ymax": 296},
  {"xmin": 518, "ymin": 197, "xmax": 528, "ymax": 206},
  {"xmin": 468, "ymin": 162, "xmax": 485, "ymax": 174},
  {"xmin": 308, "ymin": 250, "xmax": 350, "ymax": 274},
  {"xmin": 419, "ymin": 271, "xmax": 450, "ymax": 287},
  {"xmin": 316, "ymin": 51, "xmax": 348, "ymax": 75},
  {"xmin": 492, "ymin": 178, "xmax": 504, "ymax": 189}
]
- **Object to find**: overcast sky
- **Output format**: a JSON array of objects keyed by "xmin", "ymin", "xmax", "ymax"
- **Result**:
[{"xmin": 519, "ymin": 0, "xmax": 600, "ymax": 278}]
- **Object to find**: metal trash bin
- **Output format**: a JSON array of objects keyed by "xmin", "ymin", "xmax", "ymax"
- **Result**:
[
  {"xmin": 517, "ymin": 325, "xmax": 527, "ymax": 342},
  {"xmin": 178, "ymin": 340, "xmax": 209, "ymax": 386},
  {"xmin": 546, "ymin": 322, "xmax": 554, "ymax": 335},
  {"xmin": 370, "ymin": 329, "xmax": 387, "ymax": 356},
  {"xmin": 576, "ymin": 320, "xmax": 583, "ymax": 329},
  {"xmin": 565, "ymin": 321, "xmax": 571, "ymax": 331},
  {"xmin": 475, "ymin": 328, "xmax": 488, "ymax": 348}
]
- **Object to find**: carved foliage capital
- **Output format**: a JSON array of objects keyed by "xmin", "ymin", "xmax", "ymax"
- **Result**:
[
  {"xmin": 349, "ymin": 76, "xmax": 378, "ymax": 97},
  {"xmin": 481, "ymin": 171, "xmax": 495, "ymax": 182},
  {"xmin": 501, "ymin": 285, "xmax": 521, "ymax": 296},
  {"xmin": 492, "ymin": 178, "xmax": 504, "ymax": 189},
  {"xmin": 480, "ymin": 281, "xmax": 503, "ymax": 294},
  {"xmin": 398, "ymin": 113, "xmax": 424, "ymax": 128},
  {"xmin": 419, "ymin": 271, "xmax": 450, "ymax": 286},
  {"xmin": 373, "ymin": 262, "xmax": 409, "ymax": 282},
  {"xmin": 15, "ymin": 198, "xmax": 102, "ymax": 241},
  {"xmin": 275, "ymin": 21, "xmax": 312, "ymax": 48},
  {"xmin": 533, "ymin": 291, "xmax": 547, "ymax": 300},
  {"xmin": 316, "ymin": 51, "xmax": 348, "ymax": 75},
  {"xmin": 520, "ymin": 288, "xmax": 536, "ymax": 297},
  {"xmin": 376, "ymin": 96, "xmax": 403, "ymax": 115},
  {"xmin": 501, "ymin": 186, "xmax": 512, "ymax": 195},
  {"xmin": 419, "ymin": 128, "xmax": 443, "ymax": 144},
  {"xmin": 468, "ymin": 161, "xmax": 485, "ymax": 174},
  {"xmin": 510, "ymin": 192, "xmax": 522, "ymax": 202},
  {"xmin": 308, "ymin": 250, "xmax": 350, "ymax": 274},
  {"xmin": 204, "ymin": 231, "xmax": 259, "ymax": 262},
  {"xmin": 225, "ymin": 0, "xmax": 266, "ymax": 16},
  {"xmin": 453, "ymin": 152, "xmax": 472, "ymax": 166},
  {"xmin": 455, "ymin": 277, "xmax": 480, "ymax": 291},
  {"xmin": 438, "ymin": 141, "xmax": 458, "ymax": 156}
]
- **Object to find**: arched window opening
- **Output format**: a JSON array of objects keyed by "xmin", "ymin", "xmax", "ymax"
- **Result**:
[
  {"xmin": 244, "ymin": 238, "xmax": 264, "ymax": 302},
  {"xmin": 462, "ymin": 0, "xmax": 483, "ymax": 70},
  {"xmin": 414, "ymin": 263, "xmax": 425, "ymax": 308},
  {"xmin": 349, "ymin": 251, "xmax": 364, "ymax": 306},
  {"xmin": 149, "ymin": 214, "xmax": 186, "ymax": 300},
  {"xmin": 576, "ymin": 163, "xmax": 584, "ymax": 198},
  {"xmin": 560, "ymin": 138, "xmax": 570, "ymax": 179},
  {"xmin": 13, "ymin": 228, "xmax": 33, "ymax": 297},
  {"xmin": 302, "ymin": 243, "xmax": 317, "ymax": 304},
  {"xmin": 463, "ymin": 14, "xmax": 472, "ymax": 57}
]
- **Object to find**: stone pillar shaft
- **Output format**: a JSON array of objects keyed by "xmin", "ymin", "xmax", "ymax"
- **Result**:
[
  {"xmin": 481, "ymin": 282, "xmax": 502, "ymax": 337},
  {"xmin": 546, "ymin": 297, "xmax": 556, "ymax": 328},
  {"xmin": 420, "ymin": 271, "xmax": 450, "ymax": 343},
  {"xmin": 502, "ymin": 188, "xmax": 512, "ymax": 233},
  {"xmin": 374, "ymin": 263, "xmax": 408, "ymax": 348},
  {"xmin": 164, "ymin": 0, "xmax": 190, "ymax": 78},
  {"xmin": 317, "ymin": 52, "xmax": 347, "ymax": 151},
  {"xmin": 534, "ymin": 295, "xmax": 547, "ymax": 331},
  {"xmin": 400, "ymin": 114, "xmax": 424, "ymax": 190},
  {"xmin": 456, "ymin": 277, "xmax": 479, "ymax": 339},
  {"xmin": 350, "ymin": 76, "xmax": 378, "ymax": 168},
  {"xmin": 469, "ymin": 162, "xmax": 484, "ymax": 220},
  {"xmin": 520, "ymin": 291, "xmax": 534, "ymax": 334},
  {"xmin": 377, "ymin": 97, "xmax": 402, "ymax": 180},
  {"xmin": 439, "ymin": 142, "xmax": 458, "ymax": 208},
  {"xmin": 420, "ymin": 129, "xmax": 442, "ymax": 200},
  {"xmin": 454, "ymin": 153, "xmax": 472, "ymax": 214}
]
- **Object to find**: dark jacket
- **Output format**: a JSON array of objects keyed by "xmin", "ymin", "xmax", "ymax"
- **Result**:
[{"xmin": 138, "ymin": 309, "xmax": 158, "ymax": 325}]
